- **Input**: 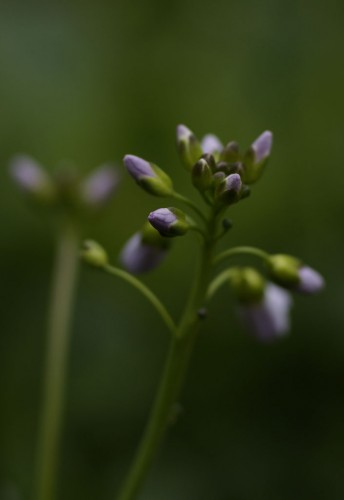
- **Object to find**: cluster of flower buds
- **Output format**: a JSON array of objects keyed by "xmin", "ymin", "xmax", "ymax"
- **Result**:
[
  {"xmin": 176, "ymin": 124, "xmax": 273, "ymax": 208},
  {"xmin": 9, "ymin": 155, "xmax": 119, "ymax": 213},
  {"xmin": 228, "ymin": 255, "xmax": 324, "ymax": 341},
  {"xmin": 119, "ymin": 124, "xmax": 324, "ymax": 342}
]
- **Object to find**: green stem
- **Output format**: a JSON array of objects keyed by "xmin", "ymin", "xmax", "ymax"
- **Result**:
[
  {"xmin": 35, "ymin": 221, "xmax": 79, "ymax": 500},
  {"xmin": 116, "ymin": 214, "xmax": 217, "ymax": 500},
  {"xmin": 103, "ymin": 264, "xmax": 177, "ymax": 336},
  {"xmin": 214, "ymin": 245, "xmax": 269, "ymax": 266}
]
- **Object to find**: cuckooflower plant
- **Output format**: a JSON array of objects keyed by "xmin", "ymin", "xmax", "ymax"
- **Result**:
[
  {"xmin": 82, "ymin": 124, "xmax": 324, "ymax": 500},
  {"xmin": 10, "ymin": 156, "xmax": 119, "ymax": 500}
]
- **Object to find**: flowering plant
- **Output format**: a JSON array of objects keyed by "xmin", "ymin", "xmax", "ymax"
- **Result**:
[{"xmin": 81, "ymin": 124, "xmax": 324, "ymax": 499}]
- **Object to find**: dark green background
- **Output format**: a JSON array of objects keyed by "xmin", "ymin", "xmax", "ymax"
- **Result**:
[{"xmin": 1, "ymin": 0, "xmax": 344, "ymax": 499}]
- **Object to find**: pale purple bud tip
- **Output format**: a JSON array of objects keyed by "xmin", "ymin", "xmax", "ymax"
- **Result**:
[
  {"xmin": 201, "ymin": 134, "xmax": 223, "ymax": 155},
  {"xmin": 81, "ymin": 165, "xmax": 119, "ymax": 206},
  {"xmin": 124, "ymin": 154, "xmax": 155, "ymax": 180},
  {"xmin": 9, "ymin": 155, "xmax": 49, "ymax": 191},
  {"xmin": 176, "ymin": 124, "xmax": 193, "ymax": 141},
  {"xmin": 148, "ymin": 208, "xmax": 176, "ymax": 234},
  {"xmin": 225, "ymin": 173, "xmax": 242, "ymax": 193},
  {"xmin": 251, "ymin": 131, "xmax": 273, "ymax": 163},
  {"xmin": 120, "ymin": 233, "xmax": 166, "ymax": 274},
  {"xmin": 238, "ymin": 283, "xmax": 292, "ymax": 342},
  {"xmin": 297, "ymin": 266, "xmax": 325, "ymax": 294}
]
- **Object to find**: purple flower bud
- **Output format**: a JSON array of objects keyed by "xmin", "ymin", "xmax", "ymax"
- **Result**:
[
  {"xmin": 176, "ymin": 124, "xmax": 203, "ymax": 170},
  {"xmin": 238, "ymin": 283, "xmax": 292, "ymax": 342},
  {"xmin": 9, "ymin": 155, "xmax": 56, "ymax": 202},
  {"xmin": 296, "ymin": 266, "xmax": 325, "ymax": 294},
  {"xmin": 80, "ymin": 165, "xmax": 119, "ymax": 206},
  {"xmin": 216, "ymin": 173, "xmax": 242, "ymax": 205},
  {"xmin": 148, "ymin": 207, "xmax": 189, "ymax": 237},
  {"xmin": 224, "ymin": 173, "xmax": 242, "ymax": 192},
  {"xmin": 176, "ymin": 124, "xmax": 193, "ymax": 141},
  {"xmin": 251, "ymin": 131, "xmax": 273, "ymax": 163},
  {"xmin": 123, "ymin": 154, "xmax": 156, "ymax": 180},
  {"xmin": 120, "ymin": 232, "xmax": 167, "ymax": 274},
  {"xmin": 201, "ymin": 134, "xmax": 223, "ymax": 155},
  {"xmin": 10, "ymin": 155, "xmax": 49, "ymax": 191}
]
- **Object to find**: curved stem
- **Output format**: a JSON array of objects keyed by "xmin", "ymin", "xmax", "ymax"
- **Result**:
[
  {"xmin": 172, "ymin": 192, "xmax": 207, "ymax": 224},
  {"xmin": 116, "ymin": 214, "xmax": 218, "ymax": 500},
  {"xmin": 207, "ymin": 268, "xmax": 235, "ymax": 301},
  {"xmin": 35, "ymin": 221, "xmax": 79, "ymax": 500},
  {"xmin": 103, "ymin": 265, "xmax": 176, "ymax": 336},
  {"xmin": 214, "ymin": 245, "xmax": 269, "ymax": 267}
]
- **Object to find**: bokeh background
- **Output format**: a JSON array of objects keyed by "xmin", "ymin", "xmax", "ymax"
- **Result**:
[{"xmin": 1, "ymin": 0, "xmax": 344, "ymax": 499}]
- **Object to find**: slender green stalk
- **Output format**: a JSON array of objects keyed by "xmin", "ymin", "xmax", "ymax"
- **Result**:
[
  {"xmin": 103, "ymin": 264, "xmax": 177, "ymax": 336},
  {"xmin": 116, "ymin": 214, "xmax": 217, "ymax": 500},
  {"xmin": 214, "ymin": 245, "xmax": 269, "ymax": 266},
  {"xmin": 35, "ymin": 221, "xmax": 79, "ymax": 500}
]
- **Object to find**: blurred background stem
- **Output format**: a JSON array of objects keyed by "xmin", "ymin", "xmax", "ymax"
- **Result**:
[{"xmin": 35, "ymin": 220, "xmax": 79, "ymax": 500}]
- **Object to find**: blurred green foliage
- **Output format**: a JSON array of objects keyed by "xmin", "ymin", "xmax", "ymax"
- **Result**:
[{"xmin": 1, "ymin": 0, "xmax": 344, "ymax": 498}]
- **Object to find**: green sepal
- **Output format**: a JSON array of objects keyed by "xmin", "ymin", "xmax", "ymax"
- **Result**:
[{"xmin": 230, "ymin": 267, "xmax": 266, "ymax": 304}]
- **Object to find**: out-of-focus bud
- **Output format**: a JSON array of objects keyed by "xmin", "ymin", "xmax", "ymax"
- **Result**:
[
  {"xmin": 215, "ymin": 173, "xmax": 242, "ymax": 205},
  {"xmin": 267, "ymin": 254, "xmax": 324, "ymax": 294},
  {"xmin": 148, "ymin": 207, "xmax": 189, "ymax": 237},
  {"xmin": 201, "ymin": 134, "xmax": 223, "ymax": 161},
  {"xmin": 176, "ymin": 124, "xmax": 203, "ymax": 170},
  {"xmin": 296, "ymin": 266, "xmax": 325, "ymax": 294},
  {"xmin": 123, "ymin": 154, "xmax": 173, "ymax": 196},
  {"xmin": 220, "ymin": 141, "xmax": 240, "ymax": 163},
  {"xmin": 237, "ymin": 282, "xmax": 292, "ymax": 342},
  {"xmin": 120, "ymin": 222, "xmax": 170, "ymax": 274},
  {"xmin": 230, "ymin": 267, "xmax": 266, "ymax": 303},
  {"xmin": 191, "ymin": 158, "xmax": 213, "ymax": 191},
  {"xmin": 81, "ymin": 240, "xmax": 108, "ymax": 267},
  {"xmin": 80, "ymin": 165, "xmax": 119, "ymax": 207},
  {"xmin": 242, "ymin": 131, "xmax": 273, "ymax": 184},
  {"xmin": 9, "ymin": 155, "xmax": 56, "ymax": 204}
]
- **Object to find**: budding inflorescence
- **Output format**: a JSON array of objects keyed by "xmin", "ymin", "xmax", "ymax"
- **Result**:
[
  {"xmin": 119, "ymin": 124, "xmax": 324, "ymax": 341},
  {"xmin": 9, "ymin": 155, "xmax": 119, "ymax": 214}
]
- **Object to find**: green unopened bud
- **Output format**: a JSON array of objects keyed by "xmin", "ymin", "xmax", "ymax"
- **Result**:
[
  {"xmin": 230, "ymin": 267, "xmax": 266, "ymax": 303},
  {"xmin": 124, "ymin": 155, "xmax": 173, "ymax": 196},
  {"xmin": 220, "ymin": 141, "xmax": 240, "ymax": 163},
  {"xmin": 267, "ymin": 254, "xmax": 300, "ymax": 287},
  {"xmin": 191, "ymin": 158, "xmax": 213, "ymax": 191},
  {"xmin": 81, "ymin": 240, "xmax": 108, "ymax": 267},
  {"xmin": 141, "ymin": 221, "xmax": 170, "ymax": 250},
  {"xmin": 176, "ymin": 124, "xmax": 203, "ymax": 170}
]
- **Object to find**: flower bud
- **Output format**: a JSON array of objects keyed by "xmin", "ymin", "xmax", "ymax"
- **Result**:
[
  {"xmin": 191, "ymin": 158, "xmax": 213, "ymax": 191},
  {"xmin": 148, "ymin": 207, "xmax": 189, "ymax": 237},
  {"xmin": 242, "ymin": 131, "xmax": 273, "ymax": 184},
  {"xmin": 9, "ymin": 155, "xmax": 56, "ymax": 204},
  {"xmin": 215, "ymin": 173, "xmax": 242, "ymax": 205},
  {"xmin": 201, "ymin": 134, "xmax": 223, "ymax": 160},
  {"xmin": 123, "ymin": 154, "xmax": 173, "ymax": 196},
  {"xmin": 176, "ymin": 124, "xmax": 203, "ymax": 170},
  {"xmin": 120, "ymin": 223, "xmax": 169, "ymax": 274},
  {"xmin": 81, "ymin": 240, "xmax": 108, "ymax": 267},
  {"xmin": 238, "ymin": 283, "xmax": 292, "ymax": 342},
  {"xmin": 230, "ymin": 267, "xmax": 266, "ymax": 304},
  {"xmin": 220, "ymin": 141, "xmax": 240, "ymax": 163},
  {"xmin": 268, "ymin": 254, "xmax": 324, "ymax": 294},
  {"xmin": 80, "ymin": 165, "xmax": 119, "ymax": 207}
]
